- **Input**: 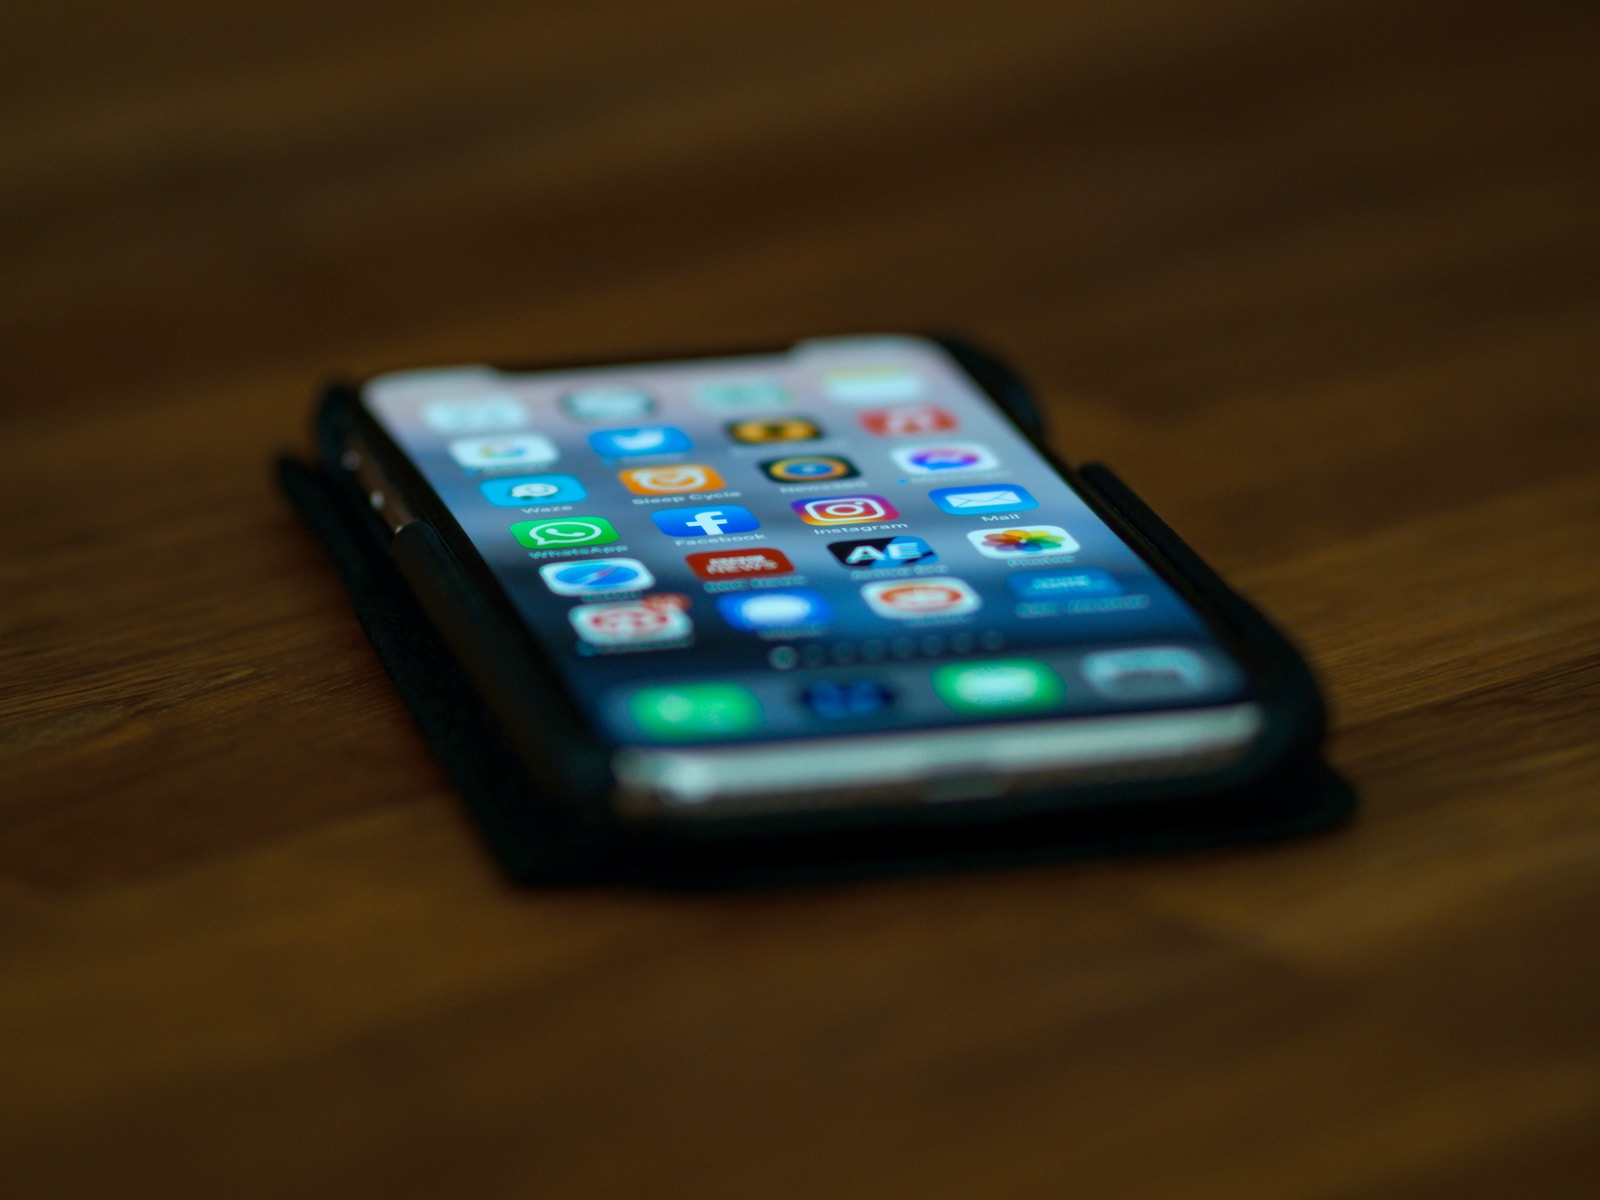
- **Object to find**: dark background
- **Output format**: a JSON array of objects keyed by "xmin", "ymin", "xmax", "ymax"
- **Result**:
[{"xmin": 3, "ymin": 1, "xmax": 1598, "ymax": 1195}]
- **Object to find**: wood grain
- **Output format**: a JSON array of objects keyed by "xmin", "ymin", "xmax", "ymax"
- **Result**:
[{"xmin": 2, "ymin": 0, "xmax": 1597, "ymax": 1195}]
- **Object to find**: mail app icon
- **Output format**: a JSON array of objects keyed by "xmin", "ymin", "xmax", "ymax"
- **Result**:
[{"xmin": 930, "ymin": 484, "xmax": 1039, "ymax": 515}]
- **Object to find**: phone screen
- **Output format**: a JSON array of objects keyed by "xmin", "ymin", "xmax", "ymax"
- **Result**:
[{"xmin": 361, "ymin": 336, "xmax": 1251, "ymax": 749}]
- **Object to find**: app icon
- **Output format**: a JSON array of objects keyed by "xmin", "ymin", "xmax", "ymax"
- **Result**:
[
  {"xmin": 570, "ymin": 594, "xmax": 691, "ymax": 648},
  {"xmin": 932, "ymin": 660, "xmax": 1065, "ymax": 714},
  {"xmin": 823, "ymin": 366, "xmax": 925, "ymax": 404},
  {"xmin": 828, "ymin": 536, "xmax": 937, "ymax": 569},
  {"xmin": 651, "ymin": 505, "xmax": 761, "ymax": 538},
  {"xmin": 696, "ymin": 381, "xmax": 792, "ymax": 410},
  {"xmin": 929, "ymin": 484, "xmax": 1038, "ymax": 515},
  {"xmin": 803, "ymin": 680, "xmax": 894, "ymax": 719},
  {"xmin": 891, "ymin": 442, "xmax": 999, "ymax": 475},
  {"xmin": 587, "ymin": 426, "xmax": 692, "ymax": 458},
  {"xmin": 760, "ymin": 454, "xmax": 859, "ymax": 483},
  {"xmin": 791, "ymin": 494, "xmax": 899, "ymax": 525},
  {"xmin": 423, "ymin": 394, "xmax": 526, "ymax": 434},
  {"xmin": 449, "ymin": 433, "xmax": 560, "ymax": 470},
  {"xmin": 538, "ymin": 557, "xmax": 655, "ymax": 596},
  {"xmin": 619, "ymin": 463, "xmax": 726, "ymax": 494},
  {"xmin": 479, "ymin": 473, "xmax": 587, "ymax": 507},
  {"xmin": 727, "ymin": 417, "xmax": 822, "ymax": 444},
  {"xmin": 967, "ymin": 524, "xmax": 1080, "ymax": 559},
  {"xmin": 627, "ymin": 682, "xmax": 763, "ymax": 740},
  {"xmin": 1007, "ymin": 568, "xmax": 1121, "ymax": 600},
  {"xmin": 1081, "ymin": 648, "xmax": 1211, "ymax": 700},
  {"xmin": 510, "ymin": 515, "xmax": 620, "ymax": 550},
  {"xmin": 560, "ymin": 386, "xmax": 656, "ymax": 422},
  {"xmin": 858, "ymin": 404, "xmax": 959, "ymax": 437},
  {"xmin": 684, "ymin": 547, "xmax": 795, "ymax": 580},
  {"xmin": 716, "ymin": 589, "xmax": 831, "ymax": 633},
  {"xmin": 860, "ymin": 577, "xmax": 981, "ymax": 619}
]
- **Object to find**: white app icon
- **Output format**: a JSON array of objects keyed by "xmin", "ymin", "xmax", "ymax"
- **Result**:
[
  {"xmin": 569, "ymin": 597, "xmax": 692, "ymax": 647},
  {"xmin": 448, "ymin": 433, "xmax": 559, "ymax": 470},
  {"xmin": 861, "ymin": 577, "xmax": 982, "ymax": 619},
  {"xmin": 944, "ymin": 489, "xmax": 1024, "ymax": 509},
  {"xmin": 891, "ymin": 442, "xmax": 1000, "ymax": 474},
  {"xmin": 695, "ymin": 381, "xmax": 792, "ymax": 410},
  {"xmin": 538, "ymin": 558, "xmax": 656, "ymax": 597},
  {"xmin": 1081, "ymin": 648, "xmax": 1210, "ymax": 699},
  {"xmin": 823, "ymin": 366, "xmax": 926, "ymax": 404},
  {"xmin": 966, "ymin": 525, "xmax": 1080, "ymax": 559},
  {"xmin": 422, "ymin": 394, "xmax": 527, "ymax": 434},
  {"xmin": 560, "ymin": 387, "xmax": 656, "ymax": 422}
]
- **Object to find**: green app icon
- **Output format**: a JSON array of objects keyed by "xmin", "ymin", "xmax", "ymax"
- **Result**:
[
  {"xmin": 932, "ymin": 659, "xmax": 1065, "ymax": 714},
  {"xmin": 511, "ymin": 515, "xmax": 619, "ymax": 550},
  {"xmin": 628, "ymin": 683, "xmax": 763, "ymax": 741}
]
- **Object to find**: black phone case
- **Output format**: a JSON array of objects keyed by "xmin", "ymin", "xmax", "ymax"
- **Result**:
[{"xmin": 278, "ymin": 340, "xmax": 1354, "ymax": 888}]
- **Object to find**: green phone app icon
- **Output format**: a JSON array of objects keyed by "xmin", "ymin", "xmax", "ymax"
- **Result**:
[
  {"xmin": 511, "ymin": 515, "xmax": 620, "ymax": 550},
  {"xmin": 932, "ymin": 659, "xmax": 1065, "ymax": 714},
  {"xmin": 628, "ymin": 683, "xmax": 763, "ymax": 741}
]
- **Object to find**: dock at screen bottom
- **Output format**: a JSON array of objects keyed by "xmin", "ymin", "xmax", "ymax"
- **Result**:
[{"xmin": 603, "ymin": 643, "xmax": 1246, "ymax": 744}]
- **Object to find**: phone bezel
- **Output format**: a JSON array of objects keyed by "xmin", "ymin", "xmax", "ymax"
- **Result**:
[{"xmin": 319, "ymin": 335, "xmax": 1324, "ymax": 843}]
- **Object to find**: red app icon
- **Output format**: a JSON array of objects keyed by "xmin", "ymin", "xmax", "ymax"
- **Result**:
[
  {"xmin": 858, "ymin": 404, "xmax": 959, "ymax": 437},
  {"xmin": 861, "ymin": 577, "xmax": 981, "ymax": 619},
  {"xmin": 685, "ymin": 547, "xmax": 797, "ymax": 580},
  {"xmin": 568, "ymin": 594, "xmax": 692, "ymax": 648}
]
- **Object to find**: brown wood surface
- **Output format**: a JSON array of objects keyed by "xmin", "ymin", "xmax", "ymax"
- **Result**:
[{"xmin": 3, "ymin": 0, "xmax": 1598, "ymax": 1195}]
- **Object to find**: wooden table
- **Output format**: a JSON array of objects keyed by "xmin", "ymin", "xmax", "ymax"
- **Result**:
[{"xmin": 4, "ymin": 1, "xmax": 1597, "ymax": 1194}]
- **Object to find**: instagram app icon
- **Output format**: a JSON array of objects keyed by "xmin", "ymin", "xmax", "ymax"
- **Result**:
[{"xmin": 792, "ymin": 494, "xmax": 900, "ymax": 525}]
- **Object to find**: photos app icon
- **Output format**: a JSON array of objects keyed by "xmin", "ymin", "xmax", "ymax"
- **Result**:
[
  {"xmin": 791, "ymin": 494, "xmax": 900, "ymax": 526},
  {"xmin": 967, "ymin": 525, "xmax": 1079, "ymax": 559}
]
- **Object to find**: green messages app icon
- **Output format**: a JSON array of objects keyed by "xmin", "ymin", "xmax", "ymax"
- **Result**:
[
  {"xmin": 511, "ymin": 516, "xmax": 619, "ymax": 550},
  {"xmin": 628, "ymin": 683, "xmax": 763, "ymax": 741},
  {"xmin": 932, "ymin": 659, "xmax": 1065, "ymax": 714}
]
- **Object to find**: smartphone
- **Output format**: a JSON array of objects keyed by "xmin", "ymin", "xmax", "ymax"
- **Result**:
[{"xmin": 326, "ymin": 335, "xmax": 1320, "ymax": 836}]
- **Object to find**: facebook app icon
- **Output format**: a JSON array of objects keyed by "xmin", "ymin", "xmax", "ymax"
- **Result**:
[{"xmin": 651, "ymin": 505, "xmax": 761, "ymax": 538}]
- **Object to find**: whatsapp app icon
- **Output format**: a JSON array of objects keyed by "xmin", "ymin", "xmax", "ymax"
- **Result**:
[{"xmin": 510, "ymin": 516, "xmax": 620, "ymax": 550}]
